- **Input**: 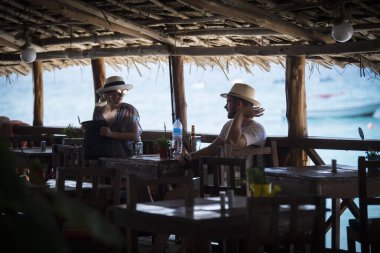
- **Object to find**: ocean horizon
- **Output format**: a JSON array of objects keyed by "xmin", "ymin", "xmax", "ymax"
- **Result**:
[{"xmin": 1, "ymin": 62, "xmax": 380, "ymax": 250}]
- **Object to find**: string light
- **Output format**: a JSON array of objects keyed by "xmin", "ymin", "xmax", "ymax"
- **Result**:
[
  {"xmin": 332, "ymin": 21, "xmax": 353, "ymax": 43},
  {"xmin": 20, "ymin": 45, "xmax": 36, "ymax": 63}
]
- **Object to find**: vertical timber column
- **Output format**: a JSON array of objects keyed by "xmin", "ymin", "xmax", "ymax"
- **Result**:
[
  {"xmin": 91, "ymin": 58, "xmax": 106, "ymax": 103},
  {"xmin": 285, "ymin": 55, "xmax": 308, "ymax": 166},
  {"xmin": 170, "ymin": 56, "xmax": 187, "ymax": 133},
  {"xmin": 33, "ymin": 61, "xmax": 43, "ymax": 126}
]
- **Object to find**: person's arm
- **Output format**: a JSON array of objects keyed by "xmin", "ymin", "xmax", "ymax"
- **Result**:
[
  {"xmin": 179, "ymin": 137, "xmax": 224, "ymax": 163},
  {"xmin": 226, "ymin": 106, "xmax": 264, "ymax": 147},
  {"xmin": 100, "ymin": 121, "xmax": 139, "ymax": 141}
]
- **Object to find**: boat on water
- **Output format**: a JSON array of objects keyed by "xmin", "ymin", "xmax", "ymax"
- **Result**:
[{"xmin": 307, "ymin": 102, "xmax": 380, "ymax": 118}]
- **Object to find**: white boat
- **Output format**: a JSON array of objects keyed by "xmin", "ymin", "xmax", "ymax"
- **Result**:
[{"xmin": 307, "ymin": 102, "xmax": 380, "ymax": 118}]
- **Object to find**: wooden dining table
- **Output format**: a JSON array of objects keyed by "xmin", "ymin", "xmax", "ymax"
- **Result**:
[
  {"xmin": 99, "ymin": 154, "xmax": 185, "ymax": 178},
  {"xmin": 110, "ymin": 196, "xmax": 247, "ymax": 253},
  {"xmin": 264, "ymin": 164, "xmax": 380, "ymax": 252},
  {"xmin": 11, "ymin": 146, "xmax": 53, "ymax": 167}
]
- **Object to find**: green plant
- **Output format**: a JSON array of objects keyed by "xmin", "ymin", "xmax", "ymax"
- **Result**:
[
  {"xmin": 247, "ymin": 167, "xmax": 269, "ymax": 184},
  {"xmin": 0, "ymin": 137, "xmax": 123, "ymax": 252},
  {"xmin": 154, "ymin": 136, "xmax": 171, "ymax": 149},
  {"xmin": 63, "ymin": 123, "xmax": 79, "ymax": 138}
]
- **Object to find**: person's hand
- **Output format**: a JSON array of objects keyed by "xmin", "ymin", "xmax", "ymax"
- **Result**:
[
  {"xmin": 178, "ymin": 151, "xmax": 191, "ymax": 165},
  {"xmin": 241, "ymin": 106, "xmax": 264, "ymax": 119},
  {"xmin": 99, "ymin": 126, "xmax": 112, "ymax": 137}
]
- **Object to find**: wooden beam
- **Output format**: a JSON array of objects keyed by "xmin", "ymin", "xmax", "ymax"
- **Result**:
[
  {"xmin": 1, "ymin": 39, "xmax": 379, "ymax": 62},
  {"xmin": 285, "ymin": 55, "xmax": 307, "ymax": 166},
  {"xmin": 181, "ymin": 0, "xmax": 334, "ymax": 44},
  {"xmin": 33, "ymin": 61, "xmax": 43, "ymax": 126}
]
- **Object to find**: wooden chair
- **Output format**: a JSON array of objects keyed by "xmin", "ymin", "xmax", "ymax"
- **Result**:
[
  {"xmin": 125, "ymin": 173, "xmax": 194, "ymax": 253},
  {"xmin": 230, "ymin": 140, "xmax": 279, "ymax": 167},
  {"xmin": 246, "ymin": 195, "xmax": 326, "ymax": 253},
  {"xmin": 198, "ymin": 156, "xmax": 247, "ymax": 197},
  {"xmin": 53, "ymin": 144, "xmax": 85, "ymax": 169},
  {"xmin": 346, "ymin": 156, "xmax": 380, "ymax": 253},
  {"xmin": 56, "ymin": 166, "xmax": 121, "ymax": 252}
]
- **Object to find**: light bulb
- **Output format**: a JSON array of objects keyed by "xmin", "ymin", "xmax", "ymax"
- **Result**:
[
  {"xmin": 331, "ymin": 21, "xmax": 354, "ymax": 43},
  {"xmin": 20, "ymin": 47, "xmax": 37, "ymax": 63}
]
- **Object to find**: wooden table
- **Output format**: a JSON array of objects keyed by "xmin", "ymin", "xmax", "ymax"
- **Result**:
[
  {"xmin": 110, "ymin": 196, "xmax": 247, "ymax": 253},
  {"xmin": 11, "ymin": 146, "xmax": 53, "ymax": 167},
  {"xmin": 264, "ymin": 165, "xmax": 380, "ymax": 252},
  {"xmin": 99, "ymin": 154, "xmax": 185, "ymax": 178}
]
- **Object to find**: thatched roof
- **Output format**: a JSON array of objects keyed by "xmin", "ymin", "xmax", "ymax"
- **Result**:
[{"xmin": 0, "ymin": 0, "xmax": 379, "ymax": 76}]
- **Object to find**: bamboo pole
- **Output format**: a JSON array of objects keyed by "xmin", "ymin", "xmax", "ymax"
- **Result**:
[
  {"xmin": 33, "ymin": 61, "xmax": 43, "ymax": 126},
  {"xmin": 91, "ymin": 58, "xmax": 106, "ymax": 103},
  {"xmin": 285, "ymin": 55, "xmax": 307, "ymax": 166}
]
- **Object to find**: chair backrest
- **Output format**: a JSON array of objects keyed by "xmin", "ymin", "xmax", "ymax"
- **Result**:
[
  {"xmin": 198, "ymin": 156, "xmax": 247, "ymax": 197},
  {"xmin": 56, "ymin": 166, "xmax": 121, "ymax": 214},
  {"xmin": 358, "ymin": 156, "xmax": 380, "ymax": 236},
  {"xmin": 230, "ymin": 140, "xmax": 279, "ymax": 167},
  {"xmin": 52, "ymin": 144, "xmax": 85, "ymax": 169},
  {"xmin": 246, "ymin": 195, "xmax": 326, "ymax": 253}
]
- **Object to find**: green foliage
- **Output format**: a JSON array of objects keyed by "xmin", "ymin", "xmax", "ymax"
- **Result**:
[
  {"xmin": 247, "ymin": 167, "xmax": 269, "ymax": 184},
  {"xmin": 63, "ymin": 123, "xmax": 79, "ymax": 138},
  {"xmin": 0, "ymin": 137, "xmax": 123, "ymax": 253},
  {"xmin": 154, "ymin": 136, "xmax": 171, "ymax": 148}
]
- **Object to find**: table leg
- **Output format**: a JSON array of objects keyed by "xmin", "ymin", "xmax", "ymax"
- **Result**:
[{"xmin": 331, "ymin": 198, "xmax": 340, "ymax": 252}]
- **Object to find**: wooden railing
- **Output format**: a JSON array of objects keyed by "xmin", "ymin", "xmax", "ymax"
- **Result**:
[{"xmin": 8, "ymin": 125, "xmax": 380, "ymax": 166}]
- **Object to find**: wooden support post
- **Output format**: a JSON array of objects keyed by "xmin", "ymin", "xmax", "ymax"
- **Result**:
[
  {"xmin": 285, "ymin": 55, "xmax": 307, "ymax": 166},
  {"xmin": 33, "ymin": 61, "xmax": 43, "ymax": 126},
  {"xmin": 170, "ymin": 56, "xmax": 187, "ymax": 133},
  {"xmin": 91, "ymin": 58, "xmax": 106, "ymax": 103}
]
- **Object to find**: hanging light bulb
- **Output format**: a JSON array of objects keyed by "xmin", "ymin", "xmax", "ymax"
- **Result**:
[
  {"xmin": 331, "ymin": 21, "xmax": 354, "ymax": 43},
  {"xmin": 20, "ymin": 45, "xmax": 37, "ymax": 63}
]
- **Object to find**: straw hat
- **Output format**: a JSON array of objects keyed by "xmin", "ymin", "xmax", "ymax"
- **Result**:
[
  {"xmin": 96, "ymin": 76, "xmax": 133, "ymax": 94},
  {"xmin": 220, "ymin": 83, "xmax": 261, "ymax": 106}
]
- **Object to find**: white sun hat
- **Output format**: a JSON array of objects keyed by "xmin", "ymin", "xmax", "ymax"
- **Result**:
[{"xmin": 96, "ymin": 76, "xmax": 133, "ymax": 94}]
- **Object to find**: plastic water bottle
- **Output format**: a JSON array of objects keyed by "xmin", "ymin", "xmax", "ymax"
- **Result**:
[
  {"xmin": 135, "ymin": 135, "xmax": 143, "ymax": 157},
  {"xmin": 172, "ymin": 118, "xmax": 183, "ymax": 158}
]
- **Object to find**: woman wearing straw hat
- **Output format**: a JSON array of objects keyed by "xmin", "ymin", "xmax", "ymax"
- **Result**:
[{"xmin": 92, "ymin": 76, "xmax": 142, "ymax": 157}]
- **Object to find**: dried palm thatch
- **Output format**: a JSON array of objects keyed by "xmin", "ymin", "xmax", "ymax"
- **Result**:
[{"xmin": 0, "ymin": 0, "xmax": 379, "ymax": 76}]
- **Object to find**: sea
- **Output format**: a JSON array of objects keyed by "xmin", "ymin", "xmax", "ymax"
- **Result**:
[{"xmin": 1, "ymin": 62, "xmax": 380, "ymax": 250}]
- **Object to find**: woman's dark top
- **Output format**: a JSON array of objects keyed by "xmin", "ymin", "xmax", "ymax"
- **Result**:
[{"xmin": 92, "ymin": 103, "xmax": 142, "ymax": 157}]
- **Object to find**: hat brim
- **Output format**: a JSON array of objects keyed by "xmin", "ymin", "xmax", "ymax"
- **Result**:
[
  {"xmin": 220, "ymin": 92, "xmax": 261, "ymax": 106},
  {"xmin": 96, "ymin": 84, "xmax": 133, "ymax": 94}
]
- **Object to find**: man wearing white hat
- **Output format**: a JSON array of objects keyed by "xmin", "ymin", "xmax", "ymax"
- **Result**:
[
  {"xmin": 150, "ymin": 83, "xmax": 266, "ymax": 253},
  {"xmin": 181, "ymin": 82, "xmax": 266, "ymax": 162},
  {"xmin": 91, "ymin": 76, "xmax": 142, "ymax": 157}
]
